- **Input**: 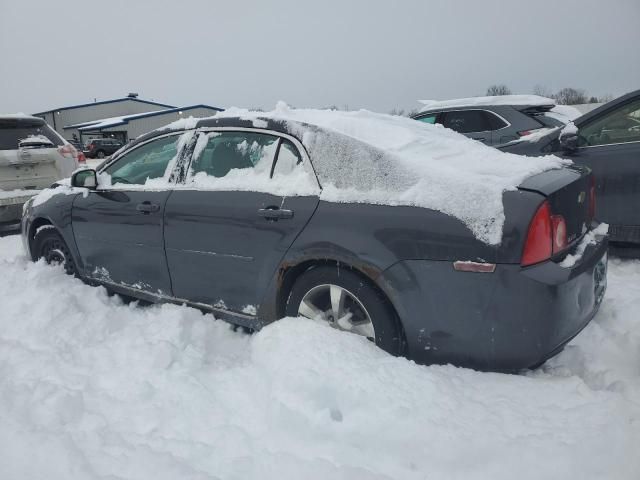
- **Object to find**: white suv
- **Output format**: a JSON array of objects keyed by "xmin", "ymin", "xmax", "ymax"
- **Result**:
[{"xmin": 0, "ymin": 114, "xmax": 84, "ymax": 231}]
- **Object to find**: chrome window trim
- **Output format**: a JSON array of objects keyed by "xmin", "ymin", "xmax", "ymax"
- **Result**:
[{"xmin": 577, "ymin": 139, "xmax": 640, "ymax": 150}]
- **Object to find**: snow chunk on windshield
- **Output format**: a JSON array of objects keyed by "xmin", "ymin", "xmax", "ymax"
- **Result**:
[{"xmin": 217, "ymin": 103, "xmax": 568, "ymax": 244}]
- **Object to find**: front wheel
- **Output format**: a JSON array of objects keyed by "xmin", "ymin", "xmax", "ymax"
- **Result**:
[
  {"xmin": 96, "ymin": 150, "xmax": 106, "ymax": 159},
  {"xmin": 285, "ymin": 265, "xmax": 403, "ymax": 355},
  {"xmin": 33, "ymin": 227, "xmax": 77, "ymax": 276}
]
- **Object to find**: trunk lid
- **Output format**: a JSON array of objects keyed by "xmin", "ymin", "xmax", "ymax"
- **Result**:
[
  {"xmin": 0, "ymin": 148, "xmax": 61, "ymax": 190},
  {"xmin": 518, "ymin": 165, "xmax": 593, "ymax": 246}
]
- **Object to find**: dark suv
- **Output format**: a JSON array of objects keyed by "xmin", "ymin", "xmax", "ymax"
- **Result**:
[
  {"xmin": 412, "ymin": 95, "xmax": 575, "ymax": 146},
  {"xmin": 83, "ymin": 138, "xmax": 123, "ymax": 159}
]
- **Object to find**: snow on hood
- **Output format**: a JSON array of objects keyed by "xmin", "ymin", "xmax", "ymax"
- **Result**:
[
  {"xmin": 214, "ymin": 103, "xmax": 568, "ymax": 244},
  {"xmin": 418, "ymin": 94, "xmax": 556, "ymax": 112}
]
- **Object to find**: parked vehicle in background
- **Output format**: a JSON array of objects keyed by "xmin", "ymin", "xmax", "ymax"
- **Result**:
[
  {"xmin": 22, "ymin": 109, "xmax": 607, "ymax": 371},
  {"xmin": 412, "ymin": 95, "xmax": 580, "ymax": 146},
  {"xmin": 83, "ymin": 138, "xmax": 123, "ymax": 159},
  {"xmin": 0, "ymin": 114, "xmax": 82, "ymax": 231},
  {"xmin": 500, "ymin": 89, "xmax": 640, "ymax": 246}
]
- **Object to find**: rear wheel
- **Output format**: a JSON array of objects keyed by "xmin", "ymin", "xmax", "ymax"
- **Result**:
[
  {"xmin": 33, "ymin": 227, "xmax": 77, "ymax": 276},
  {"xmin": 285, "ymin": 265, "xmax": 403, "ymax": 355}
]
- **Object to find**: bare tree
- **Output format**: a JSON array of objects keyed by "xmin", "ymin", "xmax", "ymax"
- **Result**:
[
  {"xmin": 486, "ymin": 84, "xmax": 512, "ymax": 96},
  {"xmin": 553, "ymin": 87, "xmax": 588, "ymax": 105},
  {"xmin": 389, "ymin": 108, "xmax": 406, "ymax": 116},
  {"xmin": 532, "ymin": 84, "xmax": 553, "ymax": 98}
]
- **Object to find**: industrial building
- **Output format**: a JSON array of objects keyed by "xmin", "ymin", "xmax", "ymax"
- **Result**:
[{"xmin": 33, "ymin": 94, "xmax": 223, "ymax": 145}]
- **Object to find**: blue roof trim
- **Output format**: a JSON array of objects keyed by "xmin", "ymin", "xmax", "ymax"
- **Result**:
[
  {"xmin": 33, "ymin": 97, "xmax": 177, "ymax": 115},
  {"xmin": 67, "ymin": 104, "xmax": 224, "ymax": 131}
]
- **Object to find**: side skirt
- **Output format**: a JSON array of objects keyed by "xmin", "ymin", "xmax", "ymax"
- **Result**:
[{"xmin": 84, "ymin": 277, "xmax": 265, "ymax": 330}]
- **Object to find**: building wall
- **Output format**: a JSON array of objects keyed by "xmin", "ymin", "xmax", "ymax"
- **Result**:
[
  {"xmin": 99, "ymin": 107, "xmax": 220, "ymax": 140},
  {"xmin": 35, "ymin": 100, "xmax": 170, "ymax": 140}
]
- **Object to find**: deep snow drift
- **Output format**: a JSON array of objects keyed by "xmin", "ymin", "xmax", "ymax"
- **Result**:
[{"xmin": 0, "ymin": 234, "xmax": 639, "ymax": 480}]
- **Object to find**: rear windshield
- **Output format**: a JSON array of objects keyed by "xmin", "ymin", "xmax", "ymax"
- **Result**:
[
  {"xmin": 0, "ymin": 121, "xmax": 63, "ymax": 150},
  {"xmin": 534, "ymin": 114, "xmax": 565, "ymax": 128}
]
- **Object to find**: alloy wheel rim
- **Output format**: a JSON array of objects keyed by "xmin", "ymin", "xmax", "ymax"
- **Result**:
[{"xmin": 297, "ymin": 283, "xmax": 375, "ymax": 340}]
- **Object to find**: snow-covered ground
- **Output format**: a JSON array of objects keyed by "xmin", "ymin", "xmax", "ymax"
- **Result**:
[{"xmin": 0, "ymin": 234, "xmax": 639, "ymax": 480}]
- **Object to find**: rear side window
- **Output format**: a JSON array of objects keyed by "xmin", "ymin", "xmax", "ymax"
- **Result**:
[
  {"xmin": 272, "ymin": 139, "xmax": 302, "ymax": 177},
  {"xmin": 441, "ymin": 110, "xmax": 490, "ymax": 133},
  {"xmin": 190, "ymin": 132, "xmax": 279, "ymax": 178},
  {"xmin": 485, "ymin": 112, "xmax": 509, "ymax": 130},
  {"xmin": 0, "ymin": 121, "xmax": 63, "ymax": 150},
  {"xmin": 186, "ymin": 131, "xmax": 317, "ymax": 195},
  {"xmin": 416, "ymin": 114, "xmax": 437, "ymax": 124}
]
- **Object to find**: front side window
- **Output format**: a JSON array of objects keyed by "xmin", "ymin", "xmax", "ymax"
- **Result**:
[
  {"xmin": 579, "ymin": 99, "xmax": 640, "ymax": 147},
  {"xmin": 102, "ymin": 134, "xmax": 179, "ymax": 186},
  {"xmin": 441, "ymin": 110, "xmax": 490, "ymax": 133}
]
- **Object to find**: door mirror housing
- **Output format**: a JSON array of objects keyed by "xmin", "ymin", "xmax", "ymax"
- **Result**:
[
  {"xmin": 71, "ymin": 169, "xmax": 98, "ymax": 189},
  {"xmin": 559, "ymin": 123, "xmax": 579, "ymax": 152}
]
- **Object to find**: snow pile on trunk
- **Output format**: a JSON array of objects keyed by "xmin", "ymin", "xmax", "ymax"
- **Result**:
[
  {"xmin": 214, "ymin": 103, "xmax": 567, "ymax": 244},
  {"xmin": 0, "ymin": 235, "xmax": 639, "ymax": 480}
]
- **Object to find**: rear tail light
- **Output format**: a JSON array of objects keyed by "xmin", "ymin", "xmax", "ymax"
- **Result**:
[
  {"xmin": 589, "ymin": 176, "xmax": 596, "ymax": 221},
  {"xmin": 517, "ymin": 128, "xmax": 544, "ymax": 137},
  {"xmin": 521, "ymin": 201, "xmax": 553, "ymax": 266},
  {"xmin": 58, "ymin": 144, "xmax": 82, "ymax": 165},
  {"xmin": 551, "ymin": 215, "xmax": 567, "ymax": 253},
  {"xmin": 521, "ymin": 201, "xmax": 569, "ymax": 267}
]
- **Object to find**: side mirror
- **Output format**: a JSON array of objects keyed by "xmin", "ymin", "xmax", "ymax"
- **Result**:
[
  {"xmin": 71, "ymin": 169, "xmax": 98, "ymax": 189},
  {"xmin": 559, "ymin": 123, "xmax": 579, "ymax": 153}
]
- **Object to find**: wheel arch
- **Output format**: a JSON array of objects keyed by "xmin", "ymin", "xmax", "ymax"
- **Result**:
[
  {"xmin": 275, "ymin": 257, "xmax": 407, "ymax": 353},
  {"xmin": 28, "ymin": 217, "xmax": 55, "ymax": 260}
]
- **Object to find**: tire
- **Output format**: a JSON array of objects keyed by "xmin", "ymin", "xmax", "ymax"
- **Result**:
[
  {"xmin": 285, "ymin": 265, "xmax": 403, "ymax": 355},
  {"xmin": 96, "ymin": 150, "xmax": 106, "ymax": 159},
  {"xmin": 33, "ymin": 226, "xmax": 77, "ymax": 276}
]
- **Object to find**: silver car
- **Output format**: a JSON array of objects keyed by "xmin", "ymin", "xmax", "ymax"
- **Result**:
[
  {"xmin": 412, "ymin": 95, "xmax": 578, "ymax": 146},
  {"xmin": 0, "ymin": 114, "xmax": 82, "ymax": 231}
]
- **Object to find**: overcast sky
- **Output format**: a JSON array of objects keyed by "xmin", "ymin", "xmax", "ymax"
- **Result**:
[{"xmin": 1, "ymin": 0, "xmax": 638, "ymax": 114}]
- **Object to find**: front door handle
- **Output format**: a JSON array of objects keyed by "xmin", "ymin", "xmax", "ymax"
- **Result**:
[
  {"xmin": 136, "ymin": 201, "xmax": 160, "ymax": 214},
  {"xmin": 258, "ymin": 207, "xmax": 294, "ymax": 220}
]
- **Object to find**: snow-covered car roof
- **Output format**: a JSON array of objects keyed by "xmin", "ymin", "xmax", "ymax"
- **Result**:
[
  {"xmin": 154, "ymin": 103, "xmax": 567, "ymax": 245},
  {"xmin": 418, "ymin": 95, "xmax": 556, "ymax": 113},
  {"xmin": 0, "ymin": 113, "xmax": 45, "ymax": 122}
]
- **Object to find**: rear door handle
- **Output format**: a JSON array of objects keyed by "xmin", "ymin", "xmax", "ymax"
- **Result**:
[
  {"xmin": 258, "ymin": 207, "xmax": 294, "ymax": 220},
  {"xmin": 136, "ymin": 201, "xmax": 160, "ymax": 214}
]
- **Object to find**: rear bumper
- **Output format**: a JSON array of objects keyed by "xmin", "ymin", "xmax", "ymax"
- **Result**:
[
  {"xmin": 0, "ymin": 191, "xmax": 39, "ymax": 226},
  {"xmin": 379, "ymin": 235, "xmax": 608, "ymax": 371}
]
